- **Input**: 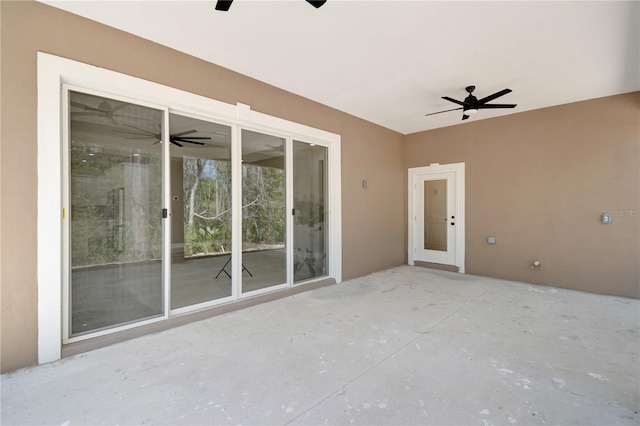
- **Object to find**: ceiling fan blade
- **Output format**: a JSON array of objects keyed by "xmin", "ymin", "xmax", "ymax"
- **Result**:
[
  {"xmin": 306, "ymin": 0, "xmax": 326, "ymax": 8},
  {"xmin": 113, "ymin": 129, "xmax": 154, "ymax": 137},
  {"xmin": 122, "ymin": 123, "xmax": 159, "ymax": 135},
  {"xmin": 170, "ymin": 139, "xmax": 184, "ymax": 147},
  {"xmin": 71, "ymin": 112, "xmax": 101, "ymax": 117},
  {"xmin": 174, "ymin": 136, "xmax": 211, "ymax": 140},
  {"xmin": 174, "ymin": 137, "xmax": 206, "ymax": 146},
  {"xmin": 215, "ymin": 0, "xmax": 233, "ymax": 11},
  {"xmin": 110, "ymin": 103, "xmax": 129, "ymax": 113},
  {"xmin": 476, "ymin": 103, "xmax": 517, "ymax": 109},
  {"xmin": 70, "ymin": 101, "xmax": 105, "ymax": 113},
  {"xmin": 476, "ymin": 89, "xmax": 512, "ymax": 105},
  {"xmin": 172, "ymin": 130, "xmax": 197, "ymax": 137},
  {"xmin": 442, "ymin": 96, "xmax": 467, "ymax": 107},
  {"xmin": 425, "ymin": 107, "xmax": 462, "ymax": 117}
]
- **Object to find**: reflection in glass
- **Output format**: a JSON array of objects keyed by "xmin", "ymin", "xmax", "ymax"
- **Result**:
[
  {"xmin": 423, "ymin": 179, "xmax": 447, "ymax": 251},
  {"xmin": 241, "ymin": 129, "xmax": 286, "ymax": 292},
  {"xmin": 169, "ymin": 114, "xmax": 233, "ymax": 309},
  {"xmin": 69, "ymin": 91, "xmax": 163, "ymax": 336},
  {"xmin": 293, "ymin": 141, "xmax": 328, "ymax": 282}
]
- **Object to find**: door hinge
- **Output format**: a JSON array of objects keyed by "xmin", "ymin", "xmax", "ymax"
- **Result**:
[
  {"xmin": 162, "ymin": 208, "xmax": 168, "ymax": 219},
  {"xmin": 292, "ymin": 208, "xmax": 295, "ymax": 216}
]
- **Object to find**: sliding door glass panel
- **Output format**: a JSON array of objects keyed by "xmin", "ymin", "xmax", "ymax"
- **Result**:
[
  {"xmin": 69, "ymin": 91, "xmax": 163, "ymax": 336},
  {"xmin": 293, "ymin": 141, "xmax": 328, "ymax": 283},
  {"xmin": 241, "ymin": 129, "xmax": 286, "ymax": 292},
  {"xmin": 169, "ymin": 114, "xmax": 232, "ymax": 309},
  {"xmin": 423, "ymin": 179, "xmax": 447, "ymax": 251}
]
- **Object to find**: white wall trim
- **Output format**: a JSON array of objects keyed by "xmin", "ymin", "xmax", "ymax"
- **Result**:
[
  {"xmin": 37, "ymin": 52, "xmax": 341, "ymax": 364},
  {"xmin": 37, "ymin": 54, "xmax": 64, "ymax": 364}
]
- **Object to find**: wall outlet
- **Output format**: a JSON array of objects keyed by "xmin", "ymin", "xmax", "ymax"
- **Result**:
[{"xmin": 487, "ymin": 236, "xmax": 496, "ymax": 244}]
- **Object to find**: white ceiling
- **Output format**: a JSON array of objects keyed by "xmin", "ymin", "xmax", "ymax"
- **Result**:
[{"xmin": 41, "ymin": 0, "xmax": 639, "ymax": 135}]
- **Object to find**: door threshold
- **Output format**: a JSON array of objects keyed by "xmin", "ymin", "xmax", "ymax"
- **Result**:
[{"xmin": 414, "ymin": 261, "xmax": 459, "ymax": 273}]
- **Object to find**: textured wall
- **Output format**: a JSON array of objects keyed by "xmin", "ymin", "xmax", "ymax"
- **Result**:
[{"xmin": 405, "ymin": 92, "xmax": 640, "ymax": 298}]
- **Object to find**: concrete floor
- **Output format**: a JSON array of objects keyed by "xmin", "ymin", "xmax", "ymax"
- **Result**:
[{"xmin": 2, "ymin": 266, "xmax": 639, "ymax": 425}]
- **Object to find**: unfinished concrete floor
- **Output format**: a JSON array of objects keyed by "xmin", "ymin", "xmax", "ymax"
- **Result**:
[{"xmin": 2, "ymin": 266, "xmax": 639, "ymax": 425}]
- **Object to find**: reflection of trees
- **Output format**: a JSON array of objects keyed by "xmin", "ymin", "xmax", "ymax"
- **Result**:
[
  {"xmin": 184, "ymin": 159, "xmax": 232, "ymax": 256},
  {"xmin": 72, "ymin": 149, "xmax": 288, "ymax": 264},
  {"xmin": 182, "ymin": 159, "xmax": 285, "ymax": 256},
  {"xmin": 242, "ymin": 164, "xmax": 285, "ymax": 248},
  {"xmin": 70, "ymin": 145, "xmax": 162, "ymax": 266}
]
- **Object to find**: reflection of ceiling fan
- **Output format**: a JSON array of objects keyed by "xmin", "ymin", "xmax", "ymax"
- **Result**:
[
  {"xmin": 114, "ymin": 125, "xmax": 214, "ymax": 148},
  {"xmin": 426, "ymin": 85, "xmax": 517, "ymax": 121},
  {"xmin": 215, "ymin": 0, "xmax": 326, "ymax": 11},
  {"xmin": 71, "ymin": 100, "xmax": 130, "ymax": 124},
  {"xmin": 265, "ymin": 143, "xmax": 284, "ymax": 154}
]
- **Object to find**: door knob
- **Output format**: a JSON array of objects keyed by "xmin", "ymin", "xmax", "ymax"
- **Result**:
[{"xmin": 451, "ymin": 222, "xmax": 455, "ymax": 226}]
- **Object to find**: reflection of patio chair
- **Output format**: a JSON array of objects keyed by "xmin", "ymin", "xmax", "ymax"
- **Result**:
[{"xmin": 215, "ymin": 255, "xmax": 253, "ymax": 279}]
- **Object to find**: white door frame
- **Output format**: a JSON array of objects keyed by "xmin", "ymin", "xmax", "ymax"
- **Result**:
[{"xmin": 408, "ymin": 162, "xmax": 465, "ymax": 273}]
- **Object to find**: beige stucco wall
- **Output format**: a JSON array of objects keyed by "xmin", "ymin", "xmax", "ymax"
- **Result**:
[
  {"xmin": 0, "ymin": 1, "xmax": 405, "ymax": 372},
  {"xmin": 405, "ymin": 92, "xmax": 640, "ymax": 299}
]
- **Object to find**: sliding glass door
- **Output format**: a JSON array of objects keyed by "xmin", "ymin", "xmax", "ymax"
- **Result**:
[
  {"xmin": 68, "ymin": 91, "xmax": 164, "ymax": 337},
  {"xmin": 240, "ymin": 129, "xmax": 287, "ymax": 293},
  {"xmin": 293, "ymin": 141, "xmax": 328, "ymax": 283},
  {"xmin": 169, "ymin": 113, "xmax": 233, "ymax": 309},
  {"xmin": 65, "ymin": 88, "xmax": 336, "ymax": 343}
]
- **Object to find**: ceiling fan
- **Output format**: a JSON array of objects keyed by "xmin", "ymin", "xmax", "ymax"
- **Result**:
[
  {"xmin": 215, "ymin": 0, "xmax": 326, "ymax": 11},
  {"xmin": 114, "ymin": 125, "xmax": 216, "ymax": 148},
  {"xmin": 426, "ymin": 86, "xmax": 517, "ymax": 121}
]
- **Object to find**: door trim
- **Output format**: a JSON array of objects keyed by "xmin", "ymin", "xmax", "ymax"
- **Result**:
[{"xmin": 408, "ymin": 162, "xmax": 465, "ymax": 273}]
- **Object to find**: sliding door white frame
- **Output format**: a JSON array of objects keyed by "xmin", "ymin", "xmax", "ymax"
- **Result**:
[{"xmin": 61, "ymin": 84, "xmax": 173, "ymax": 344}]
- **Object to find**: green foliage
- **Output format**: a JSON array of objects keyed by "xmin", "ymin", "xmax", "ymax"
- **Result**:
[
  {"xmin": 241, "ymin": 164, "xmax": 285, "ymax": 247},
  {"xmin": 183, "ymin": 159, "xmax": 285, "ymax": 256},
  {"xmin": 70, "ymin": 142, "xmax": 163, "ymax": 266},
  {"xmin": 183, "ymin": 159, "xmax": 233, "ymax": 256}
]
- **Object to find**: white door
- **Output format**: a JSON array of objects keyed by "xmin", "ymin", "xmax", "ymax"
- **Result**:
[{"xmin": 409, "ymin": 163, "xmax": 465, "ymax": 272}]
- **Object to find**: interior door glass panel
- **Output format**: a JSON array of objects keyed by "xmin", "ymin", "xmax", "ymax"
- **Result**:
[{"xmin": 423, "ymin": 179, "xmax": 447, "ymax": 251}]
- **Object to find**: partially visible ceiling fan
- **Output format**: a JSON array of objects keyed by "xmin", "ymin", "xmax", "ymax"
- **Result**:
[
  {"xmin": 215, "ymin": 0, "xmax": 326, "ymax": 11},
  {"xmin": 71, "ymin": 100, "xmax": 130, "ymax": 124},
  {"xmin": 426, "ymin": 86, "xmax": 517, "ymax": 121},
  {"xmin": 114, "ymin": 125, "xmax": 217, "ymax": 148}
]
